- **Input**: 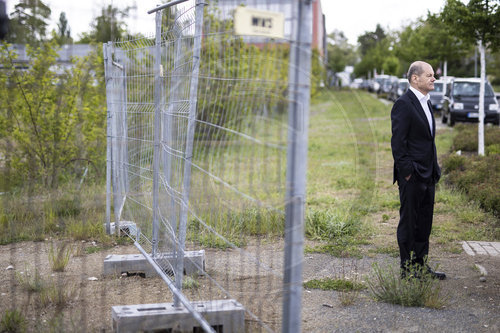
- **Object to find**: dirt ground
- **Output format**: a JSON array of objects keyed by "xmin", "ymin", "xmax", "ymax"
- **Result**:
[{"xmin": 0, "ymin": 237, "xmax": 499, "ymax": 332}]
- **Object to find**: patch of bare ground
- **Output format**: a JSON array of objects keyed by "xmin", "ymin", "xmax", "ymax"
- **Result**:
[{"xmin": 1, "ymin": 235, "xmax": 499, "ymax": 332}]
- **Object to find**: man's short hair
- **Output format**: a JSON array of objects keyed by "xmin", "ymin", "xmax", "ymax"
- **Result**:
[{"xmin": 407, "ymin": 62, "xmax": 425, "ymax": 83}]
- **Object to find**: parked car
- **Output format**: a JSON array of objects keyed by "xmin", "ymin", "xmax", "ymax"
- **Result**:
[
  {"xmin": 429, "ymin": 77, "xmax": 454, "ymax": 112},
  {"xmin": 350, "ymin": 78, "xmax": 364, "ymax": 89},
  {"xmin": 369, "ymin": 74, "xmax": 389, "ymax": 93},
  {"xmin": 429, "ymin": 80, "xmax": 445, "ymax": 112},
  {"xmin": 378, "ymin": 75, "xmax": 399, "ymax": 99},
  {"xmin": 442, "ymin": 77, "xmax": 499, "ymax": 126},
  {"xmin": 388, "ymin": 78, "xmax": 409, "ymax": 101}
]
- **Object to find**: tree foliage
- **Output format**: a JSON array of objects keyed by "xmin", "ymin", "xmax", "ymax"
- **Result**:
[
  {"xmin": 6, "ymin": 0, "xmax": 51, "ymax": 46},
  {"xmin": 354, "ymin": 26, "xmax": 396, "ymax": 77},
  {"xmin": 0, "ymin": 41, "xmax": 106, "ymax": 189},
  {"xmin": 55, "ymin": 12, "xmax": 73, "ymax": 45},
  {"xmin": 326, "ymin": 30, "xmax": 357, "ymax": 74},
  {"xmin": 78, "ymin": 4, "xmax": 132, "ymax": 43},
  {"xmin": 441, "ymin": 0, "xmax": 500, "ymax": 51}
]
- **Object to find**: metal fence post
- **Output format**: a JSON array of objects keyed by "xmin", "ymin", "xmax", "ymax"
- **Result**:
[
  {"xmin": 152, "ymin": 10, "xmax": 162, "ymax": 257},
  {"xmin": 175, "ymin": 0, "xmax": 205, "ymax": 307},
  {"xmin": 164, "ymin": 11, "xmax": 184, "ymax": 255},
  {"xmin": 283, "ymin": 0, "xmax": 312, "ymax": 332},
  {"xmin": 104, "ymin": 42, "xmax": 112, "ymax": 235}
]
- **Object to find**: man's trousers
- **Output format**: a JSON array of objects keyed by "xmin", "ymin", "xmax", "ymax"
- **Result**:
[{"xmin": 397, "ymin": 176, "xmax": 435, "ymax": 268}]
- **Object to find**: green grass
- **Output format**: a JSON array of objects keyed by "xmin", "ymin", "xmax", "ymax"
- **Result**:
[
  {"xmin": 0, "ymin": 184, "xmax": 116, "ymax": 245},
  {"xmin": 306, "ymin": 89, "xmax": 395, "ymax": 254},
  {"xmin": 307, "ymin": 88, "xmax": 499, "ymax": 255},
  {"xmin": 187, "ymin": 207, "xmax": 284, "ymax": 249},
  {"xmin": 303, "ymin": 277, "xmax": 365, "ymax": 291}
]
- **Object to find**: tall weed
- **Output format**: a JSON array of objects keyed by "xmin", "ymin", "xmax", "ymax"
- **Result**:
[
  {"xmin": 48, "ymin": 242, "xmax": 73, "ymax": 272},
  {"xmin": 367, "ymin": 262, "xmax": 446, "ymax": 309}
]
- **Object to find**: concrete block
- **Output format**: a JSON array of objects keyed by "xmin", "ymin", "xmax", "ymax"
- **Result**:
[
  {"xmin": 112, "ymin": 299, "xmax": 245, "ymax": 333},
  {"xmin": 105, "ymin": 221, "xmax": 138, "ymax": 236},
  {"xmin": 103, "ymin": 250, "xmax": 205, "ymax": 278}
]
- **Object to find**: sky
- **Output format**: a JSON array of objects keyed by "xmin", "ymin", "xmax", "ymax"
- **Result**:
[{"xmin": 5, "ymin": 0, "xmax": 447, "ymax": 44}]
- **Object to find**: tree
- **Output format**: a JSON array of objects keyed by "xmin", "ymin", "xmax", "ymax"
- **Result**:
[
  {"xmin": 358, "ymin": 24, "xmax": 386, "ymax": 57},
  {"xmin": 6, "ymin": 0, "xmax": 51, "ymax": 46},
  {"xmin": 354, "ymin": 30, "xmax": 395, "ymax": 77},
  {"xmin": 0, "ymin": 40, "xmax": 106, "ymax": 188},
  {"xmin": 441, "ymin": 0, "xmax": 500, "ymax": 155},
  {"xmin": 326, "ymin": 30, "xmax": 357, "ymax": 74},
  {"xmin": 78, "ymin": 4, "xmax": 132, "ymax": 43},
  {"xmin": 55, "ymin": 12, "xmax": 72, "ymax": 45}
]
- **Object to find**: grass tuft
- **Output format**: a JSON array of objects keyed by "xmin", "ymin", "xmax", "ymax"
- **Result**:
[
  {"xmin": 40, "ymin": 280, "xmax": 76, "ymax": 308},
  {"xmin": 367, "ymin": 262, "xmax": 446, "ymax": 309},
  {"xmin": 16, "ymin": 268, "xmax": 45, "ymax": 293},
  {"xmin": 48, "ymin": 242, "xmax": 73, "ymax": 272},
  {"xmin": 0, "ymin": 309, "xmax": 27, "ymax": 333},
  {"xmin": 182, "ymin": 276, "xmax": 200, "ymax": 290},
  {"xmin": 303, "ymin": 277, "xmax": 365, "ymax": 291}
]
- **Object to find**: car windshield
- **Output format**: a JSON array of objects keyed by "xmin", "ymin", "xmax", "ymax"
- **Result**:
[
  {"xmin": 433, "ymin": 83, "xmax": 443, "ymax": 93},
  {"xmin": 453, "ymin": 82, "xmax": 494, "ymax": 97},
  {"xmin": 399, "ymin": 82, "xmax": 408, "ymax": 90}
]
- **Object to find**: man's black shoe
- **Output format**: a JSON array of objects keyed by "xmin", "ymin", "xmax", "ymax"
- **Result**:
[
  {"xmin": 401, "ymin": 266, "xmax": 446, "ymax": 280},
  {"xmin": 425, "ymin": 266, "xmax": 446, "ymax": 280}
]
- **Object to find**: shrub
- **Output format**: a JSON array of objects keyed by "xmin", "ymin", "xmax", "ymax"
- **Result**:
[
  {"xmin": 452, "ymin": 124, "xmax": 500, "ymax": 153},
  {"xmin": 442, "ymin": 154, "xmax": 466, "ymax": 173},
  {"xmin": 443, "ymin": 154, "xmax": 500, "ymax": 216}
]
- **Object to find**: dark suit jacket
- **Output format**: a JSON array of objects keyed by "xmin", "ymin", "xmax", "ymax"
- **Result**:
[{"xmin": 391, "ymin": 89, "xmax": 441, "ymax": 184}]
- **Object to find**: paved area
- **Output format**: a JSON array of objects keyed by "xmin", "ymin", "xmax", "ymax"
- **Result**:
[{"xmin": 461, "ymin": 241, "xmax": 500, "ymax": 256}]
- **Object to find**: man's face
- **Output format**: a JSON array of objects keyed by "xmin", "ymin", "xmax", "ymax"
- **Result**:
[{"xmin": 413, "ymin": 63, "xmax": 435, "ymax": 95}]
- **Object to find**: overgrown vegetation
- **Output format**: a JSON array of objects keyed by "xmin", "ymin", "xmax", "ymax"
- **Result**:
[
  {"xmin": 187, "ymin": 208, "xmax": 284, "ymax": 249},
  {"xmin": 367, "ymin": 262, "xmax": 446, "ymax": 309},
  {"xmin": 0, "ymin": 184, "xmax": 111, "ymax": 245},
  {"xmin": 0, "ymin": 41, "xmax": 107, "ymax": 190},
  {"xmin": 442, "ymin": 124, "xmax": 500, "ymax": 221}
]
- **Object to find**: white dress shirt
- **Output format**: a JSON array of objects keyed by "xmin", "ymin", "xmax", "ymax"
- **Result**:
[{"xmin": 409, "ymin": 86, "xmax": 433, "ymax": 136}]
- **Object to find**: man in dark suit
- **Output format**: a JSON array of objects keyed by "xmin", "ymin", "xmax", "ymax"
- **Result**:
[{"xmin": 391, "ymin": 61, "xmax": 446, "ymax": 280}]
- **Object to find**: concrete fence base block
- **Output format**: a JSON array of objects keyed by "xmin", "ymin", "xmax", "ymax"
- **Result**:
[
  {"xmin": 112, "ymin": 299, "xmax": 245, "ymax": 333},
  {"xmin": 105, "ymin": 221, "xmax": 138, "ymax": 236},
  {"xmin": 103, "ymin": 250, "xmax": 205, "ymax": 278}
]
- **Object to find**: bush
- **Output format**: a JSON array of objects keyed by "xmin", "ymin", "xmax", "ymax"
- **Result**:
[
  {"xmin": 444, "ymin": 153, "xmax": 500, "ymax": 216},
  {"xmin": 443, "ymin": 124, "xmax": 500, "ymax": 217},
  {"xmin": 452, "ymin": 124, "xmax": 500, "ymax": 154},
  {"xmin": 442, "ymin": 154, "xmax": 466, "ymax": 173}
]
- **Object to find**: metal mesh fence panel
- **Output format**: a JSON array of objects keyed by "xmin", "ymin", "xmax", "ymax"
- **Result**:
[{"xmin": 104, "ymin": 0, "xmax": 312, "ymax": 331}]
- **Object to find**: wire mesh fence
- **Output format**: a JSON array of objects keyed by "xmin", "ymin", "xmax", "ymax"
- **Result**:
[{"xmin": 104, "ymin": 0, "xmax": 312, "ymax": 331}]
